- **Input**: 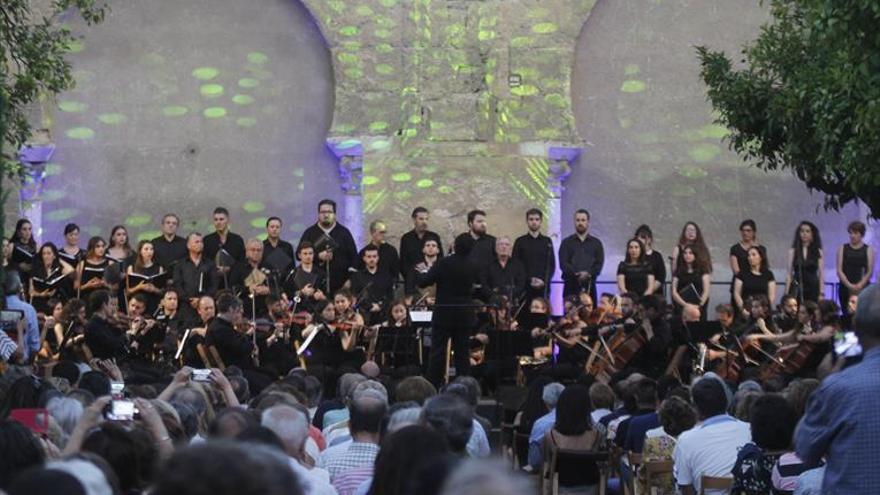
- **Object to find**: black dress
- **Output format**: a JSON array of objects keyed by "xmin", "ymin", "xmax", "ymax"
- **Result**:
[
  {"xmin": 839, "ymin": 244, "xmax": 870, "ymax": 314},
  {"xmin": 791, "ymin": 246, "xmax": 821, "ymax": 303},
  {"xmin": 617, "ymin": 261, "xmax": 652, "ymax": 296},
  {"xmin": 736, "ymin": 269, "xmax": 775, "ymax": 306}
]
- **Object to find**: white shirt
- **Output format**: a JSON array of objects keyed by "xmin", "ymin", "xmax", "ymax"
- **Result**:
[
  {"xmin": 591, "ymin": 408, "xmax": 611, "ymax": 426},
  {"xmin": 288, "ymin": 458, "xmax": 338, "ymax": 495},
  {"xmin": 673, "ymin": 415, "xmax": 751, "ymax": 494}
]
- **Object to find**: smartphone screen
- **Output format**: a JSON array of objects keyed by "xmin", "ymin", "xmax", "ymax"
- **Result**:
[
  {"xmin": 107, "ymin": 400, "xmax": 136, "ymax": 421},
  {"xmin": 834, "ymin": 331, "xmax": 862, "ymax": 358}
]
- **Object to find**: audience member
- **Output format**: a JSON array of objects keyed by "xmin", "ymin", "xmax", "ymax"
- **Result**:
[
  {"xmin": 527, "ymin": 381, "xmax": 564, "ymax": 469},
  {"xmin": 673, "ymin": 376, "xmax": 750, "ymax": 494},
  {"xmin": 796, "ymin": 283, "xmax": 880, "ymax": 494}
]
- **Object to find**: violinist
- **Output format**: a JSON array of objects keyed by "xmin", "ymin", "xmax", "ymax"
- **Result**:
[
  {"xmin": 347, "ymin": 245, "xmax": 394, "ymax": 325},
  {"xmin": 300, "ymin": 300, "xmax": 346, "ymax": 391},
  {"xmin": 230, "ymin": 239, "xmax": 272, "ymax": 318},
  {"xmin": 255, "ymin": 294, "xmax": 297, "ymax": 377},
  {"xmin": 205, "ymin": 293, "xmax": 272, "ymax": 392},
  {"xmin": 52, "ymin": 299, "xmax": 87, "ymax": 361},
  {"xmin": 283, "ymin": 241, "xmax": 326, "ymax": 311},
  {"xmin": 30, "ymin": 242, "xmax": 75, "ymax": 313},
  {"xmin": 75, "ymin": 237, "xmax": 112, "ymax": 302},
  {"xmin": 333, "ymin": 289, "xmax": 368, "ymax": 363},
  {"xmin": 125, "ymin": 294, "xmax": 167, "ymax": 368},
  {"xmin": 519, "ymin": 297, "xmax": 553, "ymax": 358},
  {"xmin": 180, "ymin": 295, "xmax": 215, "ymax": 368},
  {"xmin": 36, "ymin": 299, "xmax": 64, "ymax": 361},
  {"xmin": 83, "ymin": 290, "xmax": 128, "ymax": 361}
]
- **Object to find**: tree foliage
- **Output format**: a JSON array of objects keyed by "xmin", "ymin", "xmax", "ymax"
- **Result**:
[
  {"xmin": 698, "ymin": 0, "xmax": 880, "ymax": 217},
  {"xmin": 1, "ymin": 0, "xmax": 107, "ymax": 176}
]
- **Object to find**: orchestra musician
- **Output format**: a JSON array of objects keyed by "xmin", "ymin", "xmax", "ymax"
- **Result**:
[
  {"xmin": 299, "ymin": 299, "xmax": 347, "ymax": 395},
  {"xmin": 50, "ymin": 299, "xmax": 87, "ymax": 361},
  {"xmin": 347, "ymin": 245, "xmax": 394, "ymax": 326},
  {"xmin": 180, "ymin": 295, "xmax": 215, "ymax": 368},
  {"xmin": 370, "ymin": 299, "xmax": 420, "ymax": 377},
  {"xmin": 332, "ymin": 289, "xmax": 368, "ymax": 364},
  {"xmin": 230, "ymin": 239, "xmax": 272, "ymax": 318},
  {"xmin": 205, "ymin": 293, "xmax": 272, "ymax": 392},
  {"xmin": 405, "ymin": 238, "xmax": 439, "ymax": 306},
  {"xmin": 283, "ymin": 241, "xmax": 326, "ymax": 312},
  {"xmin": 83, "ymin": 290, "xmax": 128, "ymax": 361}
]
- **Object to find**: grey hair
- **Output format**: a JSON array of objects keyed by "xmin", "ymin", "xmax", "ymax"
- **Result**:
[
  {"xmin": 46, "ymin": 396, "xmax": 84, "ymax": 437},
  {"xmin": 440, "ymin": 459, "xmax": 531, "ymax": 495},
  {"xmin": 352, "ymin": 379, "xmax": 389, "ymax": 404},
  {"xmin": 542, "ymin": 382, "xmax": 565, "ymax": 408},
  {"xmin": 261, "ymin": 405, "xmax": 309, "ymax": 454},
  {"xmin": 387, "ymin": 406, "xmax": 422, "ymax": 433}
]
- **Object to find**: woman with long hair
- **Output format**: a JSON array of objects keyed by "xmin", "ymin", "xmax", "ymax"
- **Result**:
[
  {"xmin": 543, "ymin": 385, "xmax": 604, "ymax": 493},
  {"xmin": 29, "ymin": 242, "xmax": 75, "ymax": 313},
  {"xmin": 671, "ymin": 221, "xmax": 712, "ymax": 274},
  {"xmin": 126, "ymin": 240, "xmax": 165, "ymax": 315},
  {"xmin": 734, "ymin": 246, "xmax": 776, "ymax": 318},
  {"xmin": 617, "ymin": 238, "xmax": 655, "ymax": 296},
  {"xmin": 10, "ymin": 218, "xmax": 38, "ymax": 291},
  {"xmin": 74, "ymin": 236, "xmax": 112, "ymax": 301},
  {"xmin": 785, "ymin": 221, "xmax": 823, "ymax": 303},
  {"xmin": 671, "ymin": 245, "xmax": 711, "ymax": 320}
]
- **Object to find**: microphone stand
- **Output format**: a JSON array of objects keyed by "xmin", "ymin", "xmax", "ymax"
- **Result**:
[{"xmin": 543, "ymin": 239, "xmax": 554, "ymax": 300}]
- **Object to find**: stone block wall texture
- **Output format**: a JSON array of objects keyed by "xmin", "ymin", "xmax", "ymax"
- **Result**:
[{"xmin": 26, "ymin": 0, "xmax": 864, "ymax": 286}]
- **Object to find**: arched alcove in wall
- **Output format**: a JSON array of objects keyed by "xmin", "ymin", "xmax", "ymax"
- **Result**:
[
  {"xmin": 568, "ymin": 0, "xmax": 859, "ymax": 285},
  {"xmin": 42, "ymin": 0, "xmax": 337, "ymax": 243}
]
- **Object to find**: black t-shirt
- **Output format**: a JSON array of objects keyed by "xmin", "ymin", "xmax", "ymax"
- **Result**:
[
  {"xmin": 617, "ymin": 261, "xmax": 652, "ymax": 296},
  {"xmin": 736, "ymin": 269, "xmax": 775, "ymax": 303},
  {"xmin": 645, "ymin": 250, "xmax": 666, "ymax": 294}
]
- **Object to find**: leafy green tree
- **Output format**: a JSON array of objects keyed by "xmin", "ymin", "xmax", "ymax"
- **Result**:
[
  {"xmin": 698, "ymin": 0, "xmax": 880, "ymax": 217},
  {"xmin": 0, "ymin": 0, "xmax": 107, "ymax": 242}
]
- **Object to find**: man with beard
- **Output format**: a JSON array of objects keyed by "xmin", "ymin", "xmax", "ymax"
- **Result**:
[
  {"xmin": 399, "ymin": 207, "xmax": 444, "ymax": 277},
  {"xmin": 559, "ymin": 209, "xmax": 604, "ymax": 303},
  {"xmin": 357, "ymin": 220, "xmax": 400, "ymax": 282},
  {"xmin": 453, "ymin": 209, "xmax": 496, "ymax": 269},
  {"xmin": 513, "ymin": 208, "xmax": 556, "ymax": 299},
  {"xmin": 297, "ymin": 199, "xmax": 358, "ymax": 295}
]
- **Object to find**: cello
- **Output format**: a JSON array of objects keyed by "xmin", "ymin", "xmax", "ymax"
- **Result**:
[{"xmin": 587, "ymin": 316, "xmax": 648, "ymax": 383}]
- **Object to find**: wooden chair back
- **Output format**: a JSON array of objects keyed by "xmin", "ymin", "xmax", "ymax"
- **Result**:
[
  {"xmin": 700, "ymin": 475, "xmax": 733, "ymax": 495},
  {"xmin": 541, "ymin": 437, "xmax": 608, "ymax": 495}
]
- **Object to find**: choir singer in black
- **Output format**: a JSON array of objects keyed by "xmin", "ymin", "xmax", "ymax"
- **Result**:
[
  {"xmin": 513, "ymin": 208, "xmax": 555, "ymax": 299},
  {"xmin": 399, "ymin": 206, "xmax": 443, "ymax": 277},
  {"xmin": 559, "ymin": 209, "xmax": 604, "ymax": 302},
  {"xmin": 297, "ymin": 199, "xmax": 357, "ymax": 295}
]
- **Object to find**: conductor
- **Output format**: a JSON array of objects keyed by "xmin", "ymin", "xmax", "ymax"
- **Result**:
[{"xmin": 418, "ymin": 234, "xmax": 482, "ymax": 386}]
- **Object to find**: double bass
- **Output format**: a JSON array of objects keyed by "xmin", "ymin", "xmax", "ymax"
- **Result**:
[{"xmin": 587, "ymin": 315, "xmax": 649, "ymax": 383}]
